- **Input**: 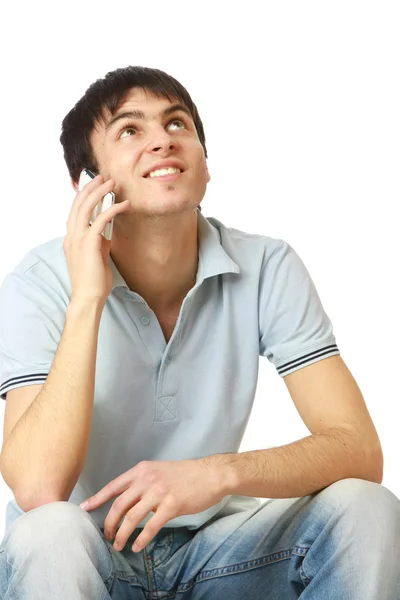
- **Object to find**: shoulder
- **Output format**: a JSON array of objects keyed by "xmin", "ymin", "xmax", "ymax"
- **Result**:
[
  {"xmin": 0, "ymin": 236, "xmax": 69, "ymax": 305},
  {"xmin": 8, "ymin": 236, "xmax": 65, "ymax": 276},
  {"xmin": 205, "ymin": 215, "xmax": 283, "ymax": 273}
]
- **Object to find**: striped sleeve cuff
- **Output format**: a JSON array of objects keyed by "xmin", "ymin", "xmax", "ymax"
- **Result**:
[
  {"xmin": 0, "ymin": 373, "xmax": 49, "ymax": 400},
  {"xmin": 277, "ymin": 343, "xmax": 340, "ymax": 377}
]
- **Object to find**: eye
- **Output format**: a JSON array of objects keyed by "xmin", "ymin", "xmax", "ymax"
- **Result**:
[{"xmin": 118, "ymin": 118, "xmax": 187, "ymax": 140}]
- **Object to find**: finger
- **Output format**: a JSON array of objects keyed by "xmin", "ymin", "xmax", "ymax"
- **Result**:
[
  {"xmin": 104, "ymin": 487, "xmax": 142, "ymax": 540},
  {"xmin": 89, "ymin": 199, "xmax": 130, "ymax": 236},
  {"xmin": 75, "ymin": 179, "xmax": 117, "ymax": 236},
  {"xmin": 81, "ymin": 479, "xmax": 124, "ymax": 511},
  {"xmin": 113, "ymin": 498, "xmax": 162, "ymax": 552},
  {"xmin": 67, "ymin": 174, "xmax": 103, "ymax": 234},
  {"xmin": 131, "ymin": 506, "xmax": 172, "ymax": 553}
]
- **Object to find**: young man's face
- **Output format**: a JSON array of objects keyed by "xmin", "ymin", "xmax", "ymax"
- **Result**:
[{"xmin": 89, "ymin": 87, "xmax": 210, "ymax": 215}]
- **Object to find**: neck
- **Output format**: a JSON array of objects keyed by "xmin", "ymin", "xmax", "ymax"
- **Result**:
[{"xmin": 110, "ymin": 209, "xmax": 199, "ymax": 311}]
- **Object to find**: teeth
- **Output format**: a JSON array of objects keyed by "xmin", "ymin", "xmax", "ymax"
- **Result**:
[{"xmin": 149, "ymin": 167, "xmax": 181, "ymax": 178}]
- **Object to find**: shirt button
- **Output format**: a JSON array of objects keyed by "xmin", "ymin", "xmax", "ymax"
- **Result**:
[{"xmin": 141, "ymin": 316, "xmax": 151, "ymax": 325}]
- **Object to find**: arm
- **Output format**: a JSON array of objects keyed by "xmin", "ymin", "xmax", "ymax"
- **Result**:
[
  {"xmin": 210, "ymin": 356, "xmax": 384, "ymax": 499},
  {"xmin": 0, "ymin": 299, "xmax": 103, "ymax": 512},
  {"xmin": 209, "ymin": 424, "xmax": 382, "ymax": 500}
]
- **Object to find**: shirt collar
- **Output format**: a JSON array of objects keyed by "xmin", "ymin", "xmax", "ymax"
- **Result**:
[{"xmin": 109, "ymin": 210, "xmax": 240, "ymax": 292}]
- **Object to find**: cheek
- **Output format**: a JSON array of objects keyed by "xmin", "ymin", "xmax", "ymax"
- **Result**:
[
  {"xmin": 196, "ymin": 161, "xmax": 209, "ymax": 183},
  {"xmin": 109, "ymin": 153, "xmax": 140, "ymax": 179},
  {"xmin": 113, "ymin": 141, "xmax": 140, "ymax": 162},
  {"xmin": 191, "ymin": 148, "xmax": 207, "ymax": 173}
]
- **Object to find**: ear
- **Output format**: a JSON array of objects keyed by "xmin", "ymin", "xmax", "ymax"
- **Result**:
[{"xmin": 206, "ymin": 164, "xmax": 211, "ymax": 183}]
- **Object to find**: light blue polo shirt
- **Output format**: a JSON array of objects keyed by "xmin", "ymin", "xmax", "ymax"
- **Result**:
[{"xmin": 0, "ymin": 211, "xmax": 340, "ymax": 531}]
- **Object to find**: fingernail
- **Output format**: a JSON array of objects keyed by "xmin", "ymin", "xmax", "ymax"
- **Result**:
[{"xmin": 80, "ymin": 501, "xmax": 89, "ymax": 510}]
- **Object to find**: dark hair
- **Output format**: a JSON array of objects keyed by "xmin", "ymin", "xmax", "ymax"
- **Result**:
[{"xmin": 59, "ymin": 66, "xmax": 207, "ymax": 211}]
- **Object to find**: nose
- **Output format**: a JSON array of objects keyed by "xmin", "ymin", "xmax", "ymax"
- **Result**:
[
  {"xmin": 146, "ymin": 127, "xmax": 179, "ymax": 154},
  {"xmin": 151, "ymin": 142, "xmax": 177, "ymax": 153}
]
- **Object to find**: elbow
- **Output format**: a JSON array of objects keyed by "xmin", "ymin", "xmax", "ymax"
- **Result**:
[
  {"xmin": 14, "ymin": 490, "xmax": 70, "ymax": 513},
  {"xmin": 342, "ymin": 426, "xmax": 384, "ymax": 485},
  {"xmin": 360, "ymin": 442, "xmax": 384, "ymax": 485},
  {"xmin": 369, "ymin": 432, "xmax": 384, "ymax": 484},
  {"xmin": 371, "ymin": 449, "xmax": 384, "ymax": 484}
]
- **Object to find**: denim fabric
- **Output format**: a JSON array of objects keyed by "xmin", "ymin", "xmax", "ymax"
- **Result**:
[{"xmin": 1, "ymin": 478, "xmax": 399, "ymax": 599}]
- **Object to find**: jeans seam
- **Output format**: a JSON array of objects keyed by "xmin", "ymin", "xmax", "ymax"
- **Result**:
[
  {"xmin": 175, "ymin": 546, "xmax": 311, "ymax": 593},
  {"xmin": 179, "ymin": 550, "xmax": 292, "ymax": 592},
  {"xmin": 144, "ymin": 545, "xmax": 157, "ymax": 593},
  {"xmin": 297, "ymin": 546, "xmax": 312, "ymax": 586},
  {"xmin": 104, "ymin": 543, "xmax": 117, "ymax": 592}
]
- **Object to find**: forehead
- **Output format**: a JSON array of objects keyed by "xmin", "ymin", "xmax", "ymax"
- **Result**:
[
  {"xmin": 116, "ymin": 86, "xmax": 177, "ymax": 111},
  {"xmin": 96, "ymin": 87, "xmax": 181, "ymax": 132}
]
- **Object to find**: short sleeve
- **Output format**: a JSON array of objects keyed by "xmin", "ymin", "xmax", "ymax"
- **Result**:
[
  {"xmin": 0, "ymin": 270, "xmax": 66, "ymax": 400},
  {"xmin": 259, "ymin": 239, "xmax": 340, "ymax": 377}
]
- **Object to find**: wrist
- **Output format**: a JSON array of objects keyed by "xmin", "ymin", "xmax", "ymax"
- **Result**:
[
  {"xmin": 67, "ymin": 298, "xmax": 105, "ymax": 321},
  {"xmin": 202, "ymin": 454, "xmax": 239, "ymax": 497}
]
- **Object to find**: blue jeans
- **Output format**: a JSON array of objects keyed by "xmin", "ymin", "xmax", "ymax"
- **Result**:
[{"xmin": 1, "ymin": 477, "xmax": 399, "ymax": 599}]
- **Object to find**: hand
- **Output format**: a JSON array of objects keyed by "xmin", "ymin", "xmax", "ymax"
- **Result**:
[
  {"xmin": 64, "ymin": 174, "xmax": 130, "ymax": 306},
  {"xmin": 79, "ymin": 458, "xmax": 228, "ymax": 553}
]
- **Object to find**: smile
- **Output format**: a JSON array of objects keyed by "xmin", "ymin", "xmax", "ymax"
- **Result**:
[{"xmin": 144, "ymin": 171, "xmax": 183, "ymax": 182}]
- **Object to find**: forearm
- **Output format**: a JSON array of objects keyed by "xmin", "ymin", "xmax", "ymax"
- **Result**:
[
  {"xmin": 0, "ymin": 300, "xmax": 104, "ymax": 511},
  {"xmin": 209, "ymin": 427, "xmax": 383, "ymax": 500}
]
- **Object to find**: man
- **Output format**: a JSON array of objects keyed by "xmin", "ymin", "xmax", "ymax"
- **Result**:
[{"xmin": 0, "ymin": 66, "xmax": 399, "ymax": 599}]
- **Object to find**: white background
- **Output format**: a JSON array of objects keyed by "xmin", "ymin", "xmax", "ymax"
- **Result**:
[{"xmin": 0, "ymin": 1, "xmax": 399, "ymax": 539}]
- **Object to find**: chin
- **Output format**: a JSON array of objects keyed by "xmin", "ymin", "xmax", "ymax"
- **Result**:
[{"xmin": 148, "ymin": 194, "xmax": 196, "ymax": 209}]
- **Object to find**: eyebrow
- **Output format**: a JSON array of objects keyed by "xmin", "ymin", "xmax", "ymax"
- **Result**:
[{"xmin": 105, "ymin": 103, "xmax": 193, "ymax": 133}]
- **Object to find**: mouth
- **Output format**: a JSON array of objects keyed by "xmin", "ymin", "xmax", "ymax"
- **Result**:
[{"xmin": 143, "ymin": 170, "xmax": 184, "ymax": 182}]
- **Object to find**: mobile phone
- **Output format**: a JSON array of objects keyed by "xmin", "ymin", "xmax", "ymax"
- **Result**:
[{"xmin": 78, "ymin": 168, "xmax": 115, "ymax": 241}]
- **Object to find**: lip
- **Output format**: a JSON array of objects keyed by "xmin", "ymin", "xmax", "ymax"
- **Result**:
[
  {"xmin": 143, "ymin": 160, "xmax": 185, "ymax": 178},
  {"xmin": 145, "ymin": 171, "xmax": 183, "ymax": 182}
]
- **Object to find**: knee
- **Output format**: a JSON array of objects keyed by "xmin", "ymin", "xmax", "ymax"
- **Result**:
[
  {"xmin": 319, "ymin": 478, "xmax": 400, "ymax": 531},
  {"xmin": 4, "ymin": 501, "xmax": 99, "ymax": 554}
]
